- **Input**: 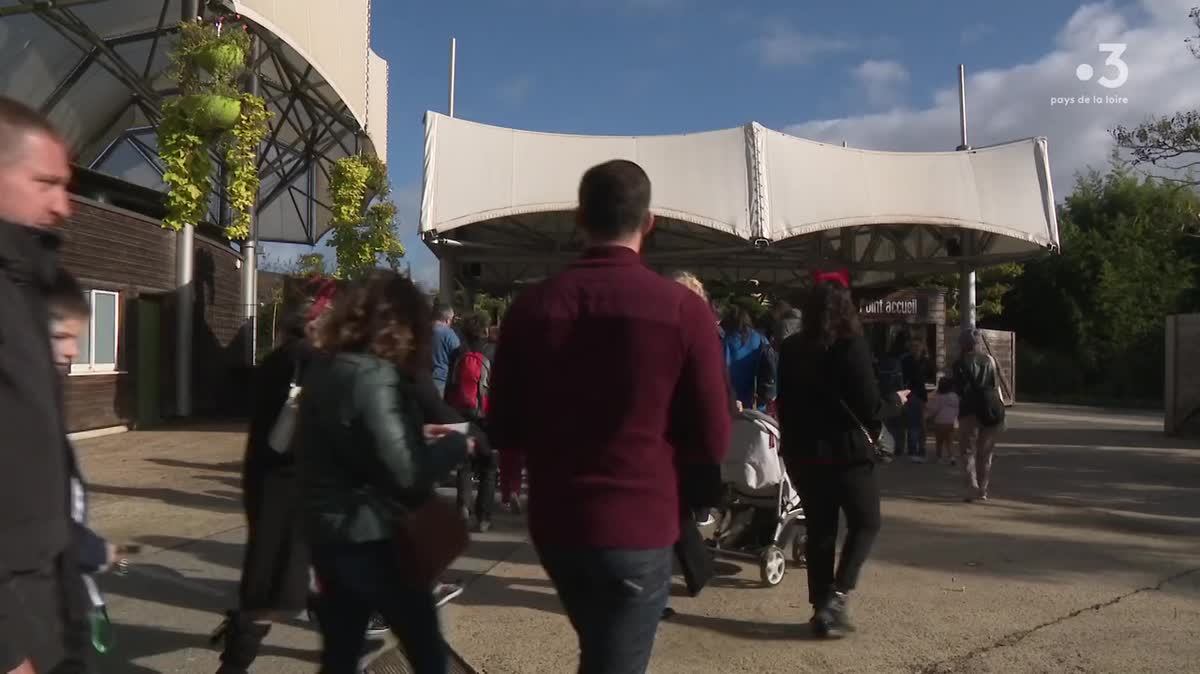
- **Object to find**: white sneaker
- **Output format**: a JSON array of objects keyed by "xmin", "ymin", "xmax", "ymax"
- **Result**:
[{"xmin": 433, "ymin": 582, "xmax": 464, "ymax": 607}]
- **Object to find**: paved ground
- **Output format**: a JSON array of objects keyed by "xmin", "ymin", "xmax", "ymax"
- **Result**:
[{"xmin": 78, "ymin": 404, "xmax": 1200, "ymax": 673}]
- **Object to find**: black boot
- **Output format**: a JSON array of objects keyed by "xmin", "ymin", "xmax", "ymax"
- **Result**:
[
  {"xmin": 211, "ymin": 611, "xmax": 271, "ymax": 674},
  {"xmin": 811, "ymin": 590, "xmax": 855, "ymax": 639}
]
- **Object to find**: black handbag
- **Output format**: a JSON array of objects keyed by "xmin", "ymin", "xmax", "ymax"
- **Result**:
[
  {"xmin": 674, "ymin": 516, "xmax": 713, "ymax": 597},
  {"xmin": 839, "ymin": 399, "xmax": 895, "ymax": 461}
]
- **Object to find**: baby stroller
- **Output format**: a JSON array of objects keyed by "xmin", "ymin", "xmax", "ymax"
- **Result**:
[{"xmin": 709, "ymin": 409, "xmax": 806, "ymax": 587}]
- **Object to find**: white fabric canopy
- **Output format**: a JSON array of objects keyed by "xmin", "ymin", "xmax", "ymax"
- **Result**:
[
  {"xmin": 760, "ymin": 125, "xmax": 1058, "ymax": 252},
  {"xmin": 422, "ymin": 112, "xmax": 752, "ymax": 239},
  {"xmin": 230, "ymin": 0, "xmax": 386, "ymax": 156},
  {"xmin": 421, "ymin": 112, "xmax": 1059, "ymax": 255}
]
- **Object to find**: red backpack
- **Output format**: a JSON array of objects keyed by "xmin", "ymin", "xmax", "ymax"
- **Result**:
[{"xmin": 445, "ymin": 350, "xmax": 491, "ymax": 418}]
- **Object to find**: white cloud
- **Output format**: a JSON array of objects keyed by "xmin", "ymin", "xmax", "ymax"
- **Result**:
[
  {"xmin": 754, "ymin": 24, "xmax": 857, "ymax": 66},
  {"xmin": 495, "ymin": 76, "xmax": 534, "ymax": 106},
  {"xmin": 785, "ymin": 0, "xmax": 1200, "ymax": 201},
  {"xmin": 853, "ymin": 59, "xmax": 910, "ymax": 108}
]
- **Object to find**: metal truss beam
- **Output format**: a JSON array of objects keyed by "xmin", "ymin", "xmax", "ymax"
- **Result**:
[
  {"xmin": 142, "ymin": 0, "xmax": 172, "ymax": 79},
  {"xmin": 22, "ymin": 3, "xmax": 371, "ymax": 245},
  {"xmin": 0, "ymin": 0, "xmax": 102, "ymax": 18}
]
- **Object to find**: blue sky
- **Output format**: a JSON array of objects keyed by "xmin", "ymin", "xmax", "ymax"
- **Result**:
[{"xmin": 265, "ymin": 0, "xmax": 1199, "ymax": 286}]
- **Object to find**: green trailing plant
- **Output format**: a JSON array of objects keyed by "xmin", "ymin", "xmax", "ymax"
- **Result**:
[
  {"xmin": 328, "ymin": 154, "xmax": 406, "ymax": 279},
  {"xmin": 157, "ymin": 17, "xmax": 270, "ymax": 238},
  {"xmin": 174, "ymin": 18, "xmax": 249, "ymax": 96},
  {"xmin": 158, "ymin": 100, "xmax": 211, "ymax": 232},
  {"xmin": 224, "ymin": 93, "xmax": 270, "ymax": 239}
]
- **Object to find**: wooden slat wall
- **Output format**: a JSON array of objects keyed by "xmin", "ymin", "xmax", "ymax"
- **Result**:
[
  {"xmin": 1165, "ymin": 314, "xmax": 1200, "ymax": 436},
  {"xmin": 59, "ymin": 199, "xmax": 177, "ymax": 433},
  {"xmin": 191, "ymin": 239, "xmax": 249, "ymax": 415},
  {"xmin": 945, "ymin": 327, "xmax": 1017, "ymax": 405},
  {"xmin": 57, "ymin": 197, "xmax": 246, "ymax": 432}
]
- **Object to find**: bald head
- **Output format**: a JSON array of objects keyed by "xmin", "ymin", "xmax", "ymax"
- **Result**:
[{"xmin": 0, "ymin": 97, "xmax": 72, "ymax": 229}]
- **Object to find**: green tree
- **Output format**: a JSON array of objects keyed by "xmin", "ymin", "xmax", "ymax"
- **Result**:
[
  {"xmin": 1110, "ymin": 6, "xmax": 1200, "ymax": 220},
  {"xmin": 288, "ymin": 252, "xmax": 328, "ymax": 277},
  {"xmin": 914, "ymin": 264, "xmax": 1024, "ymax": 325},
  {"xmin": 328, "ymin": 155, "xmax": 406, "ymax": 279},
  {"xmin": 259, "ymin": 250, "xmax": 329, "ymax": 278},
  {"xmin": 454, "ymin": 290, "xmax": 511, "ymax": 323},
  {"xmin": 1000, "ymin": 166, "xmax": 1199, "ymax": 399}
]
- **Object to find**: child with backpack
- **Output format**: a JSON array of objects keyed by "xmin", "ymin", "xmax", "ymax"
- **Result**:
[
  {"xmin": 925, "ymin": 377, "xmax": 960, "ymax": 465},
  {"xmin": 445, "ymin": 311, "xmax": 498, "ymax": 532}
]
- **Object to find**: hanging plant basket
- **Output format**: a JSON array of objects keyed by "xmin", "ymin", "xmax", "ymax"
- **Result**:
[
  {"xmin": 181, "ymin": 94, "xmax": 242, "ymax": 131},
  {"xmin": 193, "ymin": 43, "xmax": 246, "ymax": 74}
]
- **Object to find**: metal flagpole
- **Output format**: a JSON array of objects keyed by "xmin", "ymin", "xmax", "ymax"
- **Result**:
[
  {"xmin": 956, "ymin": 64, "xmax": 976, "ymax": 330},
  {"xmin": 439, "ymin": 37, "xmax": 457, "ymax": 307},
  {"xmin": 448, "ymin": 37, "xmax": 457, "ymax": 118}
]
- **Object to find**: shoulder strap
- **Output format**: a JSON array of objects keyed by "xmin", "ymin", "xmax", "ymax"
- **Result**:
[
  {"xmin": 477, "ymin": 354, "xmax": 492, "ymax": 413},
  {"xmin": 838, "ymin": 399, "xmax": 868, "ymax": 435}
]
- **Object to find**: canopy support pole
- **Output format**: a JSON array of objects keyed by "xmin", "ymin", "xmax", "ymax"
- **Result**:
[
  {"xmin": 241, "ymin": 36, "xmax": 261, "ymax": 365},
  {"xmin": 175, "ymin": 0, "xmax": 200, "ymax": 417},
  {"xmin": 956, "ymin": 64, "xmax": 976, "ymax": 330}
]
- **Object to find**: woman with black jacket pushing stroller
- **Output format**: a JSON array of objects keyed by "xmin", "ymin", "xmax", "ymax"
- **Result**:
[{"xmin": 776, "ymin": 281, "xmax": 907, "ymax": 638}]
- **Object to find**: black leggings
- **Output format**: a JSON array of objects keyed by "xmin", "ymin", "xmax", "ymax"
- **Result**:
[
  {"xmin": 455, "ymin": 453, "xmax": 497, "ymax": 521},
  {"xmin": 791, "ymin": 461, "xmax": 881, "ymax": 607}
]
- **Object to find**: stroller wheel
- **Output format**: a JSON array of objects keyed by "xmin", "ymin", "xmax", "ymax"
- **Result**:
[
  {"xmin": 792, "ymin": 532, "xmax": 807, "ymax": 566},
  {"xmin": 760, "ymin": 546, "xmax": 786, "ymax": 587}
]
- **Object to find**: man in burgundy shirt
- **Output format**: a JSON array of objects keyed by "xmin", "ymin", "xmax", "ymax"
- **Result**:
[{"xmin": 488, "ymin": 160, "xmax": 731, "ymax": 673}]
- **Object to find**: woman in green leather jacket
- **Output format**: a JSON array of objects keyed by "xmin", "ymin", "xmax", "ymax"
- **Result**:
[{"xmin": 297, "ymin": 271, "xmax": 471, "ymax": 674}]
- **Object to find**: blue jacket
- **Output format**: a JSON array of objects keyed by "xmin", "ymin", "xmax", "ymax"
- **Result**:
[
  {"xmin": 724, "ymin": 330, "xmax": 765, "ymax": 406},
  {"xmin": 431, "ymin": 323, "xmax": 461, "ymax": 386}
]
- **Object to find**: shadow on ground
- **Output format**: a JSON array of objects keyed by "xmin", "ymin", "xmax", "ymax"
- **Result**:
[{"xmin": 88, "ymin": 483, "xmax": 242, "ymax": 514}]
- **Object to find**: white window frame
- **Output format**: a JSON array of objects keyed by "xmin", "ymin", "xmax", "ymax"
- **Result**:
[{"xmin": 70, "ymin": 289, "xmax": 120, "ymax": 375}]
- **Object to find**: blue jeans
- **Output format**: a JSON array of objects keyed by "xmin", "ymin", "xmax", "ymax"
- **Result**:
[
  {"xmin": 905, "ymin": 399, "xmax": 926, "ymax": 456},
  {"xmin": 537, "ymin": 545, "xmax": 673, "ymax": 674},
  {"xmin": 310, "ymin": 541, "xmax": 446, "ymax": 674}
]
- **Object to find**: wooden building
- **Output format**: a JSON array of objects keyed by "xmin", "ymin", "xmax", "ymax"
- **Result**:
[
  {"xmin": 856, "ymin": 287, "xmax": 1017, "ymax": 403},
  {"xmin": 858, "ymin": 288, "xmax": 949, "ymax": 374},
  {"xmin": 58, "ymin": 168, "xmax": 249, "ymax": 434}
]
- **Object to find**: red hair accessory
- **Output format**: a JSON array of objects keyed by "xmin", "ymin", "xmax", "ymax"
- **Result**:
[
  {"xmin": 305, "ymin": 277, "xmax": 337, "ymax": 322},
  {"xmin": 811, "ymin": 268, "xmax": 850, "ymax": 288}
]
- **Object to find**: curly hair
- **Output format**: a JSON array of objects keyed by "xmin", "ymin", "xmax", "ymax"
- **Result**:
[
  {"xmin": 799, "ymin": 281, "xmax": 863, "ymax": 349},
  {"xmin": 669, "ymin": 270, "xmax": 709, "ymax": 303},
  {"xmin": 319, "ymin": 270, "xmax": 432, "ymax": 372},
  {"xmin": 458, "ymin": 311, "xmax": 491, "ymax": 352}
]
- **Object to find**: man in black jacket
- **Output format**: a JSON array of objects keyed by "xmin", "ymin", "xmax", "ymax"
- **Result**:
[{"xmin": 0, "ymin": 97, "xmax": 85, "ymax": 674}]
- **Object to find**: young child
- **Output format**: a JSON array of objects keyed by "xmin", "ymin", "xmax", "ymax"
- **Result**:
[
  {"xmin": 926, "ymin": 377, "xmax": 961, "ymax": 465},
  {"xmin": 47, "ymin": 269, "xmax": 126, "ymax": 657}
]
